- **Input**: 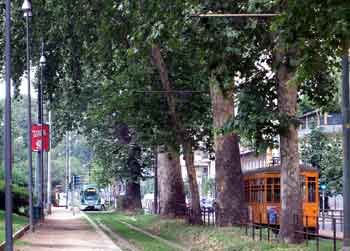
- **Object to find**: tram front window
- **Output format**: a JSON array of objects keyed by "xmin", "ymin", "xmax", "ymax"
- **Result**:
[{"xmin": 84, "ymin": 191, "xmax": 98, "ymax": 201}]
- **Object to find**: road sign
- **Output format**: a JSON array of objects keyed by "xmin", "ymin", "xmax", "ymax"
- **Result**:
[
  {"xmin": 73, "ymin": 176, "xmax": 81, "ymax": 189},
  {"xmin": 31, "ymin": 124, "xmax": 50, "ymax": 152}
]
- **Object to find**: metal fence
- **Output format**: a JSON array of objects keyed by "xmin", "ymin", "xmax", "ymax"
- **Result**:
[
  {"xmin": 148, "ymin": 206, "xmax": 344, "ymax": 250},
  {"xmin": 194, "ymin": 208, "xmax": 342, "ymax": 251}
]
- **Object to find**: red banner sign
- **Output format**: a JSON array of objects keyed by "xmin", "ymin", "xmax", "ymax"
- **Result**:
[{"xmin": 31, "ymin": 124, "xmax": 50, "ymax": 152}]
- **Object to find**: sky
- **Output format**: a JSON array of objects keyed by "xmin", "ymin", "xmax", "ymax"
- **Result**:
[{"xmin": 0, "ymin": 73, "xmax": 37, "ymax": 100}]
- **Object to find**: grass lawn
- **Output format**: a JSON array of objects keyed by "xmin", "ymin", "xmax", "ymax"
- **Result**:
[
  {"xmin": 88, "ymin": 212, "xmax": 342, "ymax": 251},
  {"xmin": 88, "ymin": 212, "xmax": 179, "ymax": 251},
  {"xmin": 0, "ymin": 210, "xmax": 28, "ymax": 243}
]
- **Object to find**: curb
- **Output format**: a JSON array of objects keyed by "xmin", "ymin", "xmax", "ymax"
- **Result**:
[
  {"xmin": 82, "ymin": 213, "xmax": 123, "ymax": 251},
  {"xmin": 96, "ymin": 221, "xmax": 139, "ymax": 251},
  {"xmin": 119, "ymin": 220, "xmax": 187, "ymax": 251},
  {"xmin": 0, "ymin": 224, "xmax": 30, "ymax": 251}
]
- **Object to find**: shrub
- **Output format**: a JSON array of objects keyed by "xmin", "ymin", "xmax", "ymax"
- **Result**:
[{"xmin": 0, "ymin": 180, "xmax": 29, "ymax": 215}]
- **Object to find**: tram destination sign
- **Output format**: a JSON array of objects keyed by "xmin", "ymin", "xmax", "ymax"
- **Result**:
[{"xmin": 31, "ymin": 124, "xmax": 50, "ymax": 152}]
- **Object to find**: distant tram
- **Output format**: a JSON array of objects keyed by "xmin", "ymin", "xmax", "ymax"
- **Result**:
[
  {"xmin": 243, "ymin": 165, "xmax": 319, "ymax": 229},
  {"xmin": 80, "ymin": 184, "xmax": 105, "ymax": 211}
]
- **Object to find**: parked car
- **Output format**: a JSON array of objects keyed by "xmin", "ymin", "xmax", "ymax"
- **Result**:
[{"xmin": 200, "ymin": 197, "xmax": 214, "ymax": 211}]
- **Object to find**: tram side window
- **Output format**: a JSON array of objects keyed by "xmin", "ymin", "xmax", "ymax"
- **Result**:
[
  {"xmin": 267, "ymin": 178, "xmax": 273, "ymax": 202},
  {"xmin": 273, "ymin": 178, "xmax": 280, "ymax": 203},
  {"xmin": 301, "ymin": 176, "xmax": 306, "ymax": 202},
  {"xmin": 252, "ymin": 179, "xmax": 258, "ymax": 202},
  {"xmin": 308, "ymin": 177, "xmax": 316, "ymax": 202},
  {"xmin": 244, "ymin": 180, "xmax": 250, "ymax": 202},
  {"xmin": 266, "ymin": 178, "xmax": 280, "ymax": 203},
  {"xmin": 257, "ymin": 179, "xmax": 265, "ymax": 203}
]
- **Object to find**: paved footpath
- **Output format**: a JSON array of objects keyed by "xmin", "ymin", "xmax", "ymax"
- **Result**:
[{"xmin": 14, "ymin": 207, "xmax": 121, "ymax": 251}]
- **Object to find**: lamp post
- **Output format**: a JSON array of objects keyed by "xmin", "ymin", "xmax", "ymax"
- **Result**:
[
  {"xmin": 47, "ymin": 104, "xmax": 52, "ymax": 214},
  {"xmin": 3, "ymin": 0, "xmax": 13, "ymax": 249},
  {"xmin": 22, "ymin": 0, "xmax": 34, "ymax": 232},
  {"xmin": 38, "ymin": 41, "xmax": 46, "ymax": 220}
]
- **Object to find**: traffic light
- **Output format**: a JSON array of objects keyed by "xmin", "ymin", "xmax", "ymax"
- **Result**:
[{"xmin": 320, "ymin": 183, "xmax": 327, "ymax": 190}]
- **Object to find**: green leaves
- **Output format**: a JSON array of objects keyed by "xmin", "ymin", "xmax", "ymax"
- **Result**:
[{"xmin": 300, "ymin": 129, "xmax": 343, "ymax": 194}]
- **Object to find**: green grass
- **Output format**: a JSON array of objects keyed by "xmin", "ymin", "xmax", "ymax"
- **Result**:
[
  {"xmin": 0, "ymin": 210, "xmax": 28, "ymax": 243},
  {"xmin": 88, "ymin": 212, "xmax": 343, "ymax": 251},
  {"xmin": 88, "ymin": 213, "xmax": 179, "ymax": 251}
]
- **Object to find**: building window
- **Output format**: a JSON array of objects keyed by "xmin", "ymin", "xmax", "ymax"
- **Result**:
[
  {"xmin": 328, "ymin": 113, "xmax": 342, "ymax": 125},
  {"xmin": 203, "ymin": 167, "xmax": 208, "ymax": 179}
]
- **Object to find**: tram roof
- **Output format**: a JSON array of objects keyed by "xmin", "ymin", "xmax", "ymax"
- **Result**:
[{"xmin": 242, "ymin": 165, "xmax": 319, "ymax": 176}]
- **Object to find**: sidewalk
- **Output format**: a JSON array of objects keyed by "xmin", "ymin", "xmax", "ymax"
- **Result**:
[{"xmin": 14, "ymin": 207, "xmax": 121, "ymax": 251}]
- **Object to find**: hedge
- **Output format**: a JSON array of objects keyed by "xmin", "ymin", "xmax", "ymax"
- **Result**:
[{"xmin": 0, "ymin": 180, "xmax": 29, "ymax": 215}]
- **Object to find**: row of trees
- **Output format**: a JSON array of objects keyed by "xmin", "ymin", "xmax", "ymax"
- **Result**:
[
  {"xmin": 0, "ymin": 98, "xmax": 91, "ymax": 204},
  {"xmin": 2, "ymin": 0, "xmax": 349, "ymax": 243}
]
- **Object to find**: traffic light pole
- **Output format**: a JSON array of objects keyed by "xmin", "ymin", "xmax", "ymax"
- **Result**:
[{"xmin": 342, "ymin": 41, "xmax": 350, "ymax": 251}]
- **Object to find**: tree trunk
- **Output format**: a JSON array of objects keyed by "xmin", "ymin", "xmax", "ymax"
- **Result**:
[
  {"xmin": 122, "ymin": 180, "xmax": 142, "ymax": 211},
  {"xmin": 210, "ymin": 78, "xmax": 247, "ymax": 226},
  {"xmin": 157, "ymin": 146, "xmax": 186, "ymax": 217},
  {"xmin": 151, "ymin": 44, "xmax": 202, "ymax": 224},
  {"xmin": 121, "ymin": 145, "xmax": 143, "ymax": 211},
  {"xmin": 183, "ymin": 142, "xmax": 202, "ymax": 224},
  {"xmin": 277, "ymin": 51, "xmax": 303, "ymax": 243}
]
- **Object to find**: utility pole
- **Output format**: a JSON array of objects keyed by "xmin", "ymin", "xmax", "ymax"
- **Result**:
[
  {"xmin": 3, "ymin": 0, "xmax": 13, "ymax": 249},
  {"xmin": 342, "ymin": 41, "xmax": 350, "ymax": 251}
]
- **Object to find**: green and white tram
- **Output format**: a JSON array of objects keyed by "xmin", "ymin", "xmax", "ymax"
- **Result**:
[{"xmin": 79, "ymin": 184, "xmax": 105, "ymax": 211}]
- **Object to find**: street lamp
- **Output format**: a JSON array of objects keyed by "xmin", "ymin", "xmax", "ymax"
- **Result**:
[
  {"xmin": 4, "ymin": 0, "xmax": 13, "ymax": 249},
  {"xmin": 22, "ymin": 0, "xmax": 34, "ymax": 232},
  {"xmin": 38, "ymin": 40, "xmax": 46, "ymax": 220}
]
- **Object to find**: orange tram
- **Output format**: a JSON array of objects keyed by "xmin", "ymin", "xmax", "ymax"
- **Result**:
[{"xmin": 243, "ymin": 165, "xmax": 319, "ymax": 229}]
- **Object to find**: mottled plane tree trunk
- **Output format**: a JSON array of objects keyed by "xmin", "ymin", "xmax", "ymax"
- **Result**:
[
  {"xmin": 157, "ymin": 146, "xmax": 186, "ymax": 217},
  {"xmin": 210, "ymin": 77, "xmax": 247, "ymax": 226},
  {"xmin": 151, "ymin": 44, "xmax": 202, "ymax": 224},
  {"xmin": 276, "ymin": 50, "xmax": 303, "ymax": 243}
]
